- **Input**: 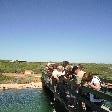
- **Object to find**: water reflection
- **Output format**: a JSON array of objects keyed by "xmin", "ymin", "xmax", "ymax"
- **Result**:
[{"xmin": 0, "ymin": 89, "xmax": 54, "ymax": 112}]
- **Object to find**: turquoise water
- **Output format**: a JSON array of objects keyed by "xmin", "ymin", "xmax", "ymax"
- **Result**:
[{"xmin": 0, "ymin": 89, "xmax": 54, "ymax": 112}]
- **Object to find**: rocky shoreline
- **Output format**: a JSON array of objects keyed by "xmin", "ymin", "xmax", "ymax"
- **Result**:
[{"xmin": 0, "ymin": 82, "xmax": 42, "ymax": 90}]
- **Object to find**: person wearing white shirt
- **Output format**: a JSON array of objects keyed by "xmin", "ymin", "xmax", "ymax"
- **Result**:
[{"xmin": 52, "ymin": 69, "xmax": 59, "ymax": 79}]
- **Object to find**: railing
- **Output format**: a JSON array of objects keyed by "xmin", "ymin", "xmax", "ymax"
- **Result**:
[{"xmin": 42, "ymin": 73, "xmax": 112, "ymax": 112}]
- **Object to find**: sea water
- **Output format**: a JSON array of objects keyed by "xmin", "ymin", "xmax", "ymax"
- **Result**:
[{"xmin": 0, "ymin": 89, "xmax": 54, "ymax": 112}]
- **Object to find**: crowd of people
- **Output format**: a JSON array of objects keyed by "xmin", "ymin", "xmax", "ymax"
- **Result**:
[
  {"xmin": 45, "ymin": 61, "xmax": 101, "ymax": 91},
  {"xmin": 43, "ymin": 61, "xmax": 106, "ymax": 111}
]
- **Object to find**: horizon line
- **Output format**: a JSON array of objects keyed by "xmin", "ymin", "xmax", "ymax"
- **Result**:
[{"xmin": 0, "ymin": 58, "xmax": 111, "ymax": 64}]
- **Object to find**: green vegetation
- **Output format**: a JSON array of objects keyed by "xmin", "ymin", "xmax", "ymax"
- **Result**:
[
  {"xmin": 0, "ymin": 60, "xmax": 46, "ymax": 83},
  {"xmin": 0, "ymin": 75, "xmax": 15, "ymax": 84},
  {"xmin": 0, "ymin": 60, "xmax": 112, "ymax": 83},
  {"xmin": 0, "ymin": 60, "xmax": 46, "ymax": 74},
  {"xmin": 83, "ymin": 63, "xmax": 112, "ymax": 81}
]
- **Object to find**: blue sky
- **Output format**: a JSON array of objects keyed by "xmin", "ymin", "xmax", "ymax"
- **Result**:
[{"xmin": 0, "ymin": 0, "xmax": 112, "ymax": 63}]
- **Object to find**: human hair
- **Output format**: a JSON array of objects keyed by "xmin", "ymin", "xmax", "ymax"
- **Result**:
[
  {"xmin": 52, "ymin": 64, "xmax": 58, "ymax": 69},
  {"xmin": 81, "ymin": 72, "xmax": 93, "ymax": 84},
  {"xmin": 78, "ymin": 64, "xmax": 84, "ymax": 70},
  {"xmin": 62, "ymin": 61, "xmax": 69, "ymax": 68},
  {"xmin": 65, "ymin": 65, "xmax": 73, "ymax": 77},
  {"xmin": 72, "ymin": 66, "xmax": 78, "ymax": 74}
]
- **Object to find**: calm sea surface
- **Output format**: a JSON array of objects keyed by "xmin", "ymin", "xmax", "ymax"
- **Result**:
[{"xmin": 0, "ymin": 89, "xmax": 55, "ymax": 112}]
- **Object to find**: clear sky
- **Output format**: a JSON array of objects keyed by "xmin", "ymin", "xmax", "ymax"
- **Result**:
[{"xmin": 0, "ymin": 0, "xmax": 112, "ymax": 63}]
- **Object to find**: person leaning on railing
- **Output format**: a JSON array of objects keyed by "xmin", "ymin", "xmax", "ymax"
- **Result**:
[{"xmin": 81, "ymin": 72, "xmax": 104, "ymax": 105}]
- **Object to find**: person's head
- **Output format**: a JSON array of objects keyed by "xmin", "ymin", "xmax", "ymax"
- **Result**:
[
  {"xmin": 65, "ymin": 65, "xmax": 72, "ymax": 71},
  {"xmin": 53, "ymin": 64, "xmax": 58, "ymax": 69},
  {"xmin": 57, "ymin": 65, "xmax": 64, "ymax": 72},
  {"xmin": 78, "ymin": 64, "xmax": 84, "ymax": 70},
  {"xmin": 65, "ymin": 65, "xmax": 73, "ymax": 75},
  {"xmin": 82, "ymin": 72, "xmax": 93, "ymax": 83},
  {"xmin": 62, "ymin": 61, "xmax": 69, "ymax": 68},
  {"xmin": 72, "ymin": 66, "xmax": 79, "ymax": 74}
]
